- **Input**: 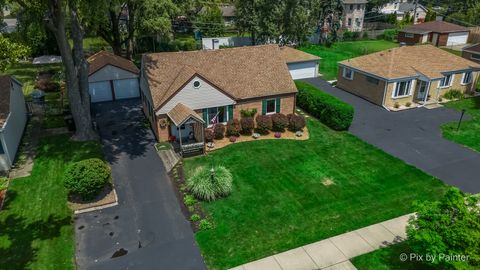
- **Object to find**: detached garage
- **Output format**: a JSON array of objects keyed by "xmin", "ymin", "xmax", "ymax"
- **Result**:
[
  {"xmin": 88, "ymin": 51, "xmax": 140, "ymax": 103},
  {"xmin": 280, "ymin": 46, "xmax": 320, "ymax": 80}
]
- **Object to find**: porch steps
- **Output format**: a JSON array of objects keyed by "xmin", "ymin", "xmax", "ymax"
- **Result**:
[{"xmin": 158, "ymin": 149, "xmax": 181, "ymax": 172}]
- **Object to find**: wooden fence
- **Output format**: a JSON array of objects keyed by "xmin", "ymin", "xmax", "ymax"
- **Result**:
[{"xmin": 468, "ymin": 27, "xmax": 480, "ymax": 44}]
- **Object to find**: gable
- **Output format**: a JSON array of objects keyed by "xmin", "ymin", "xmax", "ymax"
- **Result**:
[
  {"xmin": 157, "ymin": 76, "xmax": 235, "ymax": 115},
  {"xmin": 88, "ymin": 65, "xmax": 139, "ymax": 83}
]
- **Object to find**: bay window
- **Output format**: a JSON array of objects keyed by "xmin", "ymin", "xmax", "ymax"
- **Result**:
[{"xmin": 393, "ymin": 80, "xmax": 412, "ymax": 98}]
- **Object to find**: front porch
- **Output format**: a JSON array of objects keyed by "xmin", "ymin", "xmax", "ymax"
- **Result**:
[{"xmin": 167, "ymin": 103, "xmax": 206, "ymax": 156}]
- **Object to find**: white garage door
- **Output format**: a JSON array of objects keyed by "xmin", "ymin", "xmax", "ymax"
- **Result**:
[
  {"xmin": 288, "ymin": 61, "xmax": 317, "ymax": 80},
  {"xmin": 113, "ymin": 78, "xmax": 140, "ymax": 100},
  {"xmin": 447, "ymin": 32, "xmax": 469, "ymax": 46},
  {"xmin": 89, "ymin": 81, "xmax": 113, "ymax": 103}
]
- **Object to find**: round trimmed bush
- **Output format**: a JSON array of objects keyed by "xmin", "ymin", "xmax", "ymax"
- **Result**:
[
  {"xmin": 204, "ymin": 128, "xmax": 214, "ymax": 142},
  {"xmin": 64, "ymin": 158, "xmax": 111, "ymax": 201},
  {"xmin": 240, "ymin": 117, "xmax": 254, "ymax": 135},
  {"xmin": 187, "ymin": 166, "xmax": 233, "ymax": 201},
  {"xmin": 287, "ymin": 114, "xmax": 306, "ymax": 131},
  {"xmin": 213, "ymin": 124, "xmax": 225, "ymax": 140},
  {"xmin": 225, "ymin": 119, "xmax": 241, "ymax": 137},
  {"xmin": 271, "ymin": 113, "xmax": 288, "ymax": 132},
  {"xmin": 255, "ymin": 115, "xmax": 272, "ymax": 135}
]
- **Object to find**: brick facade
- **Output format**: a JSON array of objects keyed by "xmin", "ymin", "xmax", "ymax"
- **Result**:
[
  {"xmin": 337, "ymin": 68, "xmax": 386, "ymax": 105},
  {"xmin": 462, "ymin": 51, "xmax": 480, "ymax": 64},
  {"xmin": 397, "ymin": 32, "xmax": 423, "ymax": 45},
  {"xmin": 149, "ymin": 94, "xmax": 297, "ymax": 142}
]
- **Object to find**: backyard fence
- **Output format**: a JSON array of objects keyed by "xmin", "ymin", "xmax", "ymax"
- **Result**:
[{"xmin": 468, "ymin": 27, "xmax": 480, "ymax": 44}]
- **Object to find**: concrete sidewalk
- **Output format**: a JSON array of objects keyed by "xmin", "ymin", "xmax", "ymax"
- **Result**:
[{"xmin": 230, "ymin": 213, "xmax": 414, "ymax": 270}]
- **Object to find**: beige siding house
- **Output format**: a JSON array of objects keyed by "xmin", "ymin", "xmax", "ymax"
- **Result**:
[
  {"xmin": 337, "ymin": 45, "xmax": 480, "ymax": 110},
  {"xmin": 140, "ymin": 45, "xmax": 311, "ymax": 154}
]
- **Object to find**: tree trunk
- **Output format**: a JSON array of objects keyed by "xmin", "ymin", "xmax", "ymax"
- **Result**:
[
  {"xmin": 47, "ymin": 0, "xmax": 97, "ymax": 141},
  {"xmin": 125, "ymin": 0, "xmax": 136, "ymax": 60},
  {"xmin": 109, "ymin": 5, "xmax": 123, "ymax": 56}
]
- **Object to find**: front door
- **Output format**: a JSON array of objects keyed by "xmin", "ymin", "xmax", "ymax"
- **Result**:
[{"xmin": 417, "ymin": 81, "xmax": 428, "ymax": 100}]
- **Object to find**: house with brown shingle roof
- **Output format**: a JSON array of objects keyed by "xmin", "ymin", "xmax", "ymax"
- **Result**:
[
  {"xmin": 140, "ymin": 45, "xmax": 306, "ymax": 151},
  {"xmin": 337, "ymin": 45, "xmax": 480, "ymax": 110},
  {"xmin": 87, "ymin": 51, "xmax": 140, "ymax": 103},
  {"xmin": 398, "ymin": 21, "xmax": 470, "ymax": 46},
  {"xmin": 0, "ymin": 76, "xmax": 27, "ymax": 171},
  {"xmin": 462, "ymin": 43, "xmax": 480, "ymax": 64}
]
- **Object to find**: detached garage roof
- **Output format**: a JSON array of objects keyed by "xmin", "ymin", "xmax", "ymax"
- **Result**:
[
  {"xmin": 143, "ymin": 45, "xmax": 297, "ymax": 110},
  {"xmin": 340, "ymin": 45, "xmax": 480, "ymax": 80},
  {"xmin": 401, "ymin": 21, "xmax": 469, "ymax": 34},
  {"xmin": 463, "ymin": 43, "xmax": 480, "ymax": 54},
  {"xmin": 280, "ymin": 46, "xmax": 320, "ymax": 63},
  {"xmin": 88, "ymin": 51, "xmax": 139, "ymax": 76}
]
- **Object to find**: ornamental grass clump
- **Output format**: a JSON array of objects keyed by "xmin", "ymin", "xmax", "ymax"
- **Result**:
[{"xmin": 187, "ymin": 166, "xmax": 233, "ymax": 201}]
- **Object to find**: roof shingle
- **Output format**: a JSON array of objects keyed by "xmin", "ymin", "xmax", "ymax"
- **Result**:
[
  {"xmin": 340, "ymin": 45, "xmax": 480, "ymax": 79},
  {"xmin": 88, "ymin": 51, "xmax": 139, "ymax": 76},
  {"xmin": 143, "ymin": 45, "xmax": 298, "ymax": 110},
  {"xmin": 280, "ymin": 46, "xmax": 320, "ymax": 63},
  {"xmin": 167, "ymin": 103, "xmax": 204, "ymax": 126},
  {"xmin": 401, "ymin": 21, "xmax": 470, "ymax": 34}
]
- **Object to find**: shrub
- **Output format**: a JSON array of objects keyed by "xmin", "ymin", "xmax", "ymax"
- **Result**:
[
  {"xmin": 271, "ymin": 113, "xmax": 288, "ymax": 132},
  {"xmin": 381, "ymin": 29, "xmax": 398, "ymax": 42},
  {"xmin": 240, "ymin": 108, "xmax": 257, "ymax": 118},
  {"xmin": 183, "ymin": 194, "xmax": 197, "ymax": 206},
  {"xmin": 64, "ymin": 158, "xmax": 111, "ymax": 200},
  {"xmin": 35, "ymin": 79, "xmax": 60, "ymax": 92},
  {"xmin": 443, "ymin": 89, "xmax": 463, "ymax": 100},
  {"xmin": 255, "ymin": 115, "xmax": 272, "ymax": 134},
  {"xmin": 394, "ymin": 102, "xmax": 400, "ymax": 109},
  {"xmin": 240, "ymin": 117, "xmax": 254, "ymax": 135},
  {"xmin": 204, "ymin": 128, "xmax": 214, "ymax": 142},
  {"xmin": 190, "ymin": 214, "xmax": 200, "ymax": 222},
  {"xmin": 213, "ymin": 124, "xmax": 225, "ymax": 140},
  {"xmin": 199, "ymin": 219, "xmax": 214, "ymax": 230},
  {"xmin": 225, "ymin": 119, "xmax": 241, "ymax": 137},
  {"xmin": 295, "ymin": 81, "xmax": 353, "ymax": 130},
  {"xmin": 186, "ymin": 166, "xmax": 233, "ymax": 201},
  {"xmin": 229, "ymin": 136, "xmax": 237, "ymax": 143},
  {"xmin": 274, "ymin": 132, "xmax": 282, "ymax": 138},
  {"xmin": 0, "ymin": 177, "xmax": 8, "ymax": 191},
  {"xmin": 405, "ymin": 102, "xmax": 412, "ymax": 107},
  {"xmin": 287, "ymin": 114, "xmax": 306, "ymax": 131}
]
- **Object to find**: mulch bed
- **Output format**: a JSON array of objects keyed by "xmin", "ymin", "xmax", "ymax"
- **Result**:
[
  {"xmin": 67, "ymin": 185, "xmax": 117, "ymax": 212},
  {"xmin": 169, "ymin": 164, "xmax": 207, "ymax": 233}
]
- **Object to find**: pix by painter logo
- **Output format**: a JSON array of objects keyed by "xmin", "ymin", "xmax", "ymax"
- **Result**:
[{"xmin": 399, "ymin": 253, "xmax": 470, "ymax": 263}]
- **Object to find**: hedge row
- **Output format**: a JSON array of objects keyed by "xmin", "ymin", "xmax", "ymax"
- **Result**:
[{"xmin": 295, "ymin": 81, "xmax": 353, "ymax": 130}]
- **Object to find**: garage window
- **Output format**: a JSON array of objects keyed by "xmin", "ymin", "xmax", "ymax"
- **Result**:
[
  {"xmin": 462, "ymin": 72, "xmax": 472, "ymax": 84},
  {"xmin": 393, "ymin": 80, "xmax": 412, "ymax": 98},
  {"xmin": 343, "ymin": 67, "xmax": 354, "ymax": 80},
  {"xmin": 405, "ymin": 33, "xmax": 414, "ymax": 38},
  {"xmin": 366, "ymin": 75, "xmax": 379, "ymax": 85},
  {"xmin": 471, "ymin": 54, "xmax": 480, "ymax": 60}
]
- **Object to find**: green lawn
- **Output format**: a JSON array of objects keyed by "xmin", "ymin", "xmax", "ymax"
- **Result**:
[
  {"xmin": 299, "ymin": 40, "xmax": 398, "ymax": 80},
  {"xmin": 352, "ymin": 242, "xmax": 435, "ymax": 270},
  {"xmin": 2, "ymin": 62, "xmax": 63, "ymax": 96},
  {"xmin": 441, "ymin": 48, "xmax": 462, "ymax": 56},
  {"xmin": 441, "ymin": 97, "xmax": 480, "ymax": 152},
  {"xmin": 0, "ymin": 135, "xmax": 103, "ymax": 270},
  {"xmin": 184, "ymin": 110, "xmax": 446, "ymax": 269}
]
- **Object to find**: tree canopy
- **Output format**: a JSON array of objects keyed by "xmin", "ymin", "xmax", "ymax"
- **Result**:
[{"xmin": 0, "ymin": 34, "xmax": 30, "ymax": 71}]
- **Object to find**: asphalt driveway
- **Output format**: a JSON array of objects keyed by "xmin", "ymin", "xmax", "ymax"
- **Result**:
[
  {"xmin": 75, "ymin": 99, "xmax": 206, "ymax": 270},
  {"xmin": 303, "ymin": 78, "xmax": 480, "ymax": 193}
]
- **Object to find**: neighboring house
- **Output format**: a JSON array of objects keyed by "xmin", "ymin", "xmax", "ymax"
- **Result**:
[
  {"xmin": 0, "ymin": 76, "xmax": 27, "ymax": 171},
  {"xmin": 379, "ymin": 0, "xmax": 427, "ymax": 23},
  {"xmin": 280, "ymin": 46, "xmax": 320, "ymax": 80},
  {"xmin": 398, "ymin": 21, "xmax": 470, "ymax": 46},
  {"xmin": 87, "ymin": 51, "xmax": 140, "ymax": 103},
  {"xmin": 337, "ymin": 45, "xmax": 480, "ymax": 110},
  {"xmin": 202, "ymin": 36, "xmax": 252, "ymax": 50},
  {"xmin": 140, "ymin": 45, "xmax": 298, "ymax": 153},
  {"xmin": 462, "ymin": 44, "xmax": 480, "ymax": 64},
  {"xmin": 220, "ymin": 5, "xmax": 236, "ymax": 26},
  {"xmin": 342, "ymin": 0, "xmax": 367, "ymax": 32}
]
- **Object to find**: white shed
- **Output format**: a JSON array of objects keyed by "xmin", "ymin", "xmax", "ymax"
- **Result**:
[
  {"xmin": 87, "ymin": 51, "xmax": 140, "ymax": 103},
  {"xmin": 0, "ymin": 76, "xmax": 27, "ymax": 172},
  {"xmin": 280, "ymin": 46, "xmax": 320, "ymax": 80}
]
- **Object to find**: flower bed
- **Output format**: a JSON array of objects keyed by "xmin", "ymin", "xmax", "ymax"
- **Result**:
[{"xmin": 206, "ymin": 126, "xmax": 309, "ymax": 152}]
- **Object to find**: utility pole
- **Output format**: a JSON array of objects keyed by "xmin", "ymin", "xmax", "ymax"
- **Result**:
[{"xmin": 412, "ymin": 0, "xmax": 418, "ymax": 24}]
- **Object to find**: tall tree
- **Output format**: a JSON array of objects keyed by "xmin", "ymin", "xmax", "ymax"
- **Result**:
[
  {"xmin": 0, "ymin": 34, "xmax": 30, "ymax": 71},
  {"xmin": 14, "ymin": 0, "xmax": 97, "ymax": 141},
  {"xmin": 314, "ymin": 0, "xmax": 344, "ymax": 44},
  {"xmin": 235, "ymin": 0, "xmax": 260, "ymax": 44},
  {"xmin": 196, "ymin": 4, "xmax": 225, "ymax": 37}
]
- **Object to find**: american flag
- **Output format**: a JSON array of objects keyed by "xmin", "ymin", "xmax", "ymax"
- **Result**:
[{"xmin": 210, "ymin": 111, "xmax": 220, "ymax": 125}]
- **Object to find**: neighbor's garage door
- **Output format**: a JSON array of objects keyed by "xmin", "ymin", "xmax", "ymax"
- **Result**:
[
  {"xmin": 447, "ymin": 32, "xmax": 469, "ymax": 46},
  {"xmin": 113, "ymin": 79, "xmax": 139, "ymax": 100},
  {"xmin": 89, "ymin": 81, "xmax": 113, "ymax": 103},
  {"xmin": 287, "ymin": 61, "xmax": 317, "ymax": 80}
]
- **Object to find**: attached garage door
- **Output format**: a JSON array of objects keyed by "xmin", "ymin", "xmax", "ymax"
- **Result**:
[
  {"xmin": 287, "ymin": 61, "xmax": 317, "ymax": 80},
  {"xmin": 89, "ymin": 81, "xmax": 113, "ymax": 103},
  {"xmin": 447, "ymin": 32, "xmax": 469, "ymax": 46},
  {"xmin": 113, "ymin": 78, "xmax": 140, "ymax": 100}
]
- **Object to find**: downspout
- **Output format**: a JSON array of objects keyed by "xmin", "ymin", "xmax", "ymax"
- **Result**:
[{"xmin": 381, "ymin": 80, "xmax": 391, "ymax": 111}]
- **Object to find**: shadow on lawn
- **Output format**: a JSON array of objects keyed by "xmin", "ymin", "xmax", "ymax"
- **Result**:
[{"xmin": 0, "ymin": 191, "xmax": 72, "ymax": 270}]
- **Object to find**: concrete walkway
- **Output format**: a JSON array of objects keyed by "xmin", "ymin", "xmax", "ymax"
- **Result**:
[{"xmin": 230, "ymin": 214, "xmax": 414, "ymax": 270}]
